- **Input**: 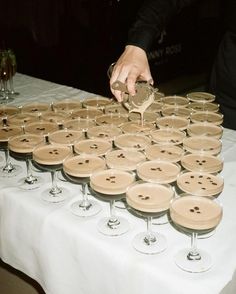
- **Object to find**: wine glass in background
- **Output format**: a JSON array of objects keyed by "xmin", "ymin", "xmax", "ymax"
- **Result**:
[
  {"xmin": 169, "ymin": 195, "xmax": 223, "ymax": 272},
  {"xmin": 126, "ymin": 181, "xmax": 174, "ymax": 254},
  {"xmin": 7, "ymin": 49, "xmax": 19, "ymax": 96},
  {"xmin": 0, "ymin": 50, "xmax": 13, "ymax": 103}
]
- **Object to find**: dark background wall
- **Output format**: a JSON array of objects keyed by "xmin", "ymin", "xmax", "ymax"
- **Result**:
[{"xmin": 0, "ymin": 0, "xmax": 222, "ymax": 97}]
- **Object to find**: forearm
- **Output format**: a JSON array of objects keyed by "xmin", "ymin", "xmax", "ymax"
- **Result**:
[{"xmin": 127, "ymin": 0, "xmax": 197, "ymax": 52}]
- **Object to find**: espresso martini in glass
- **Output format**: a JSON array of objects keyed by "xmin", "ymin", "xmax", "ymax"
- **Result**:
[
  {"xmin": 33, "ymin": 143, "xmax": 72, "ymax": 202},
  {"xmin": 8, "ymin": 133, "xmax": 44, "ymax": 189},
  {"xmin": 170, "ymin": 195, "xmax": 223, "ymax": 272},
  {"xmin": 63, "ymin": 153, "xmax": 106, "ymax": 217},
  {"xmin": 74, "ymin": 138, "xmax": 112, "ymax": 156},
  {"xmin": 90, "ymin": 168, "xmax": 135, "ymax": 236},
  {"xmin": 0, "ymin": 124, "xmax": 23, "ymax": 177},
  {"xmin": 126, "ymin": 181, "xmax": 174, "ymax": 254}
]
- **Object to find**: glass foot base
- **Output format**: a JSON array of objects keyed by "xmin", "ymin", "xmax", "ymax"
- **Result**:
[
  {"xmin": 132, "ymin": 232, "xmax": 167, "ymax": 254},
  {"xmin": 174, "ymin": 248, "xmax": 212, "ymax": 273},
  {"xmin": 97, "ymin": 216, "xmax": 130, "ymax": 236},
  {"xmin": 18, "ymin": 176, "xmax": 44, "ymax": 190},
  {"xmin": 70, "ymin": 200, "xmax": 102, "ymax": 217},
  {"xmin": 0, "ymin": 97, "xmax": 15, "ymax": 104},
  {"xmin": 41, "ymin": 187, "xmax": 70, "ymax": 203},
  {"xmin": 0, "ymin": 164, "xmax": 23, "ymax": 178}
]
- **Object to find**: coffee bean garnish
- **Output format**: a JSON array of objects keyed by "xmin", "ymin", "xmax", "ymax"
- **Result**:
[
  {"xmin": 106, "ymin": 176, "xmax": 116, "ymax": 183},
  {"xmin": 20, "ymin": 138, "xmax": 30, "ymax": 142},
  {"xmin": 98, "ymin": 133, "xmax": 108, "ymax": 138},
  {"xmin": 150, "ymin": 167, "xmax": 162, "ymax": 171},
  {"xmin": 90, "ymin": 144, "xmax": 98, "ymax": 149},
  {"xmin": 189, "ymin": 206, "xmax": 201, "ymax": 213},
  {"xmin": 117, "ymin": 153, "xmax": 125, "ymax": 158},
  {"xmin": 66, "ymin": 133, "xmax": 74, "ymax": 138},
  {"xmin": 49, "ymin": 149, "xmax": 59, "ymax": 155},
  {"xmin": 138, "ymin": 194, "xmax": 150, "ymax": 200},
  {"xmin": 36, "ymin": 127, "xmax": 46, "ymax": 131}
]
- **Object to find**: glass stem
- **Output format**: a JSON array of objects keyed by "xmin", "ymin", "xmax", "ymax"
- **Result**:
[
  {"xmin": 79, "ymin": 183, "xmax": 91, "ymax": 210},
  {"xmin": 107, "ymin": 199, "xmax": 120, "ymax": 229},
  {"xmin": 187, "ymin": 232, "xmax": 201, "ymax": 261},
  {"xmin": 0, "ymin": 80, "xmax": 4, "ymax": 94},
  {"xmin": 3, "ymin": 148, "xmax": 14, "ymax": 172},
  {"xmin": 144, "ymin": 216, "xmax": 157, "ymax": 245},
  {"xmin": 24, "ymin": 158, "xmax": 36, "ymax": 184},
  {"xmin": 9, "ymin": 76, "xmax": 15, "ymax": 94},
  {"xmin": 50, "ymin": 171, "xmax": 61, "ymax": 195},
  {"xmin": 3, "ymin": 80, "xmax": 9, "ymax": 100},
  {"xmin": 140, "ymin": 112, "xmax": 144, "ymax": 127}
]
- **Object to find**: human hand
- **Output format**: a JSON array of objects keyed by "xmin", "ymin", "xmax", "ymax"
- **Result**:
[{"xmin": 109, "ymin": 45, "xmax": 153, "ymax": 102}]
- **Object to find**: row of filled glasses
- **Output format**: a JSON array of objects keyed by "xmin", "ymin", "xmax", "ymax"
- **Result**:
[
  {"xmin": 0, "ymin": 89, "xmax": 224, "ymax": 124},
  {"xmin": 0, "ymin": 101, "xmax": 224, "ymax": 200},
  {"xmin": 0, "ymin": 123, "xmax": 224, "ymax": 195},
  {"xmin": 0, "ymin": 49, "xmax": 18, "ymax": 103},
  {"xmin": 0, "ymin": 127, "xmax": 224, "ymax": 273}
]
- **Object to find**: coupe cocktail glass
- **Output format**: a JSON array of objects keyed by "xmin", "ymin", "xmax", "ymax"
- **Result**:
[
  {"xmin": 126, "ymin": 181, "xmax": 174, "ymax": 254},
  {"xmin": 63, "ymin": 154, "xmax": 105, "ymax": 217},
  {"xmin": 169, "ymin": 195, "xmax": 223, "ymax": 272},
  {"xmin": 8, "ymin": 134, "xmax": 44, "ymax": 189},
  {"xmin": 136, "ymin": 160, "xmax": 181, "ymax": 224},
  {"xmin": 0, "ymin": 124, "xmax": 23, "ymax": 177},
  {"xmin": 33, "ymin": 143, "xmax": 72, "ymax": 202},
  {"xmin": 90, "ymin": 168, "xmax": 135, "ymax": 236}
]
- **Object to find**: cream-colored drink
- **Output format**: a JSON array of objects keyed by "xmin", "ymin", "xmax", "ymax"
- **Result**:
[
  {"xmin": 170, "ymin": 195, "xmax": 222, "ymax": 230},
  {"xmin": 90, "ymin": 169, "xmax": 135, "ymax": 195},
  {"xmin": 126, "ymin": 182, "xmax": 174, "ymax": 213}
]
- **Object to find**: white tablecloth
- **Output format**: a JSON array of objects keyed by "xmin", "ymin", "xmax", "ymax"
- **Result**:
[{"xmin": 1, "ymin": 73, "xmax": 236, "ymax": 294}]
